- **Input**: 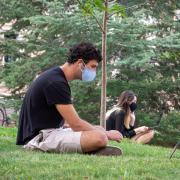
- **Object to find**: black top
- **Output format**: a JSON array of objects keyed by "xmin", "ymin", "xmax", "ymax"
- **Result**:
[
  {"xmin": 16, "ymin": 67, "xmax": 72, "ymax": 145},
  {"xmin": 106, "ymin": 108, "xmax": 136, "ymax": 138}
]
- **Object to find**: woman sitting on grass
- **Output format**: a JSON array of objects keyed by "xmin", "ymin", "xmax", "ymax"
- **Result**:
[{"xmin": 106, "ymin": 90, "xmax": 154, "ymax": 144}]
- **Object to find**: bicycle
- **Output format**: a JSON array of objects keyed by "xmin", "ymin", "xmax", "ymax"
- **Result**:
[
  {"xmin": 170, "ymin": 141, "xmax": 180, "ymax": 159},
  {"xmin": 0, "ymin": 101, "xmax": 10, "ymax": 126}
]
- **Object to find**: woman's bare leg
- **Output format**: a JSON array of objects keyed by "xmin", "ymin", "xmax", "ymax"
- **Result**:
[{"xmin": 131, "ymin": 130, "xmax": 154, "ymax": 144}]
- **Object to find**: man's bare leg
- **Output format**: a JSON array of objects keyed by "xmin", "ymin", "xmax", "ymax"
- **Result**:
[{"xmin": 80, "ymin": 130, "xmax": 108, "ymax": 152}]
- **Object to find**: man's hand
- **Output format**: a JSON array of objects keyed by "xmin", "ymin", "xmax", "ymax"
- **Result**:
[
  {"xmin": 94, "ymin": 126, "xmax": 123, "ymax": 142},
  {"xmin": 106, "ymin": 130, "xmax": 123, "ymax": 143}
]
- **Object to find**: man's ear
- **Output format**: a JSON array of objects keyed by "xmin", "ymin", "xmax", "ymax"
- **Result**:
[
  {"xmin": 77, "ymin": 59, "xmax": 83, "ymax": 64},
  {"xmin": 76, "ymin": 59, "xmax": 84, "ymax": 68}
]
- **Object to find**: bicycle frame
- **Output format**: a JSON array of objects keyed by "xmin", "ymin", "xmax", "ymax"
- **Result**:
[
  {"xmin": 169, "ymin": 141, "xmax": 180, "ymax": 159},
  {"xmin": 0, "ymin": 103, "xmax": 9, "ymax": 126}
]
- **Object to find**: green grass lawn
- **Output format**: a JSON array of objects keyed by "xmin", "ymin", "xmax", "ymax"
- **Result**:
[{"xmin": 0, "ymin": 127, "xmax": 180, "ymax": 180}]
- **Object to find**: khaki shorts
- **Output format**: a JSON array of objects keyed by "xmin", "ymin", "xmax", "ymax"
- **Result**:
[{"xmin": 23, "ymin": 128, "xmax": 82, "ymax": 153}]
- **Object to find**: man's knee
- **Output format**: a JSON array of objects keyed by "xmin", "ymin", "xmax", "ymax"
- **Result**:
[
  {"xmin": 95, "ymin": 131, "xmax": 108, "ymax": 148},
  {"xmin": 80, "ymin": 130, "xmax": 108, "ymax": 152}
]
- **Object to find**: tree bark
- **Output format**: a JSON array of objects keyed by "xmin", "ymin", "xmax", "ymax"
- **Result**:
[{"xmin": 100, "ymin": 0, "xmax": 108, "ymax": 128}]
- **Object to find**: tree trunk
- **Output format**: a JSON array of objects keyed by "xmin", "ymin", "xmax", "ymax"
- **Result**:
[{"xmin": 100, "ymin": 0, "xmax": 108, "ymax": 128}]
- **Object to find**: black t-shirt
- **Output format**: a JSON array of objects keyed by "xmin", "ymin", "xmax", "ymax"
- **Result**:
[
  {"xmin": 16, "ymin": 67, "xmax": 72, "ymax": 145},
  {"xmin": 106, "ymin": 108, "xmax": 136, "ymax": 138}
]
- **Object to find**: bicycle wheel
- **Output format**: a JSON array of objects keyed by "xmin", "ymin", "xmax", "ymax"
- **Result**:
[{"xmin": 0, "ymin": 108, "xmax": 5, "ymax": 126}]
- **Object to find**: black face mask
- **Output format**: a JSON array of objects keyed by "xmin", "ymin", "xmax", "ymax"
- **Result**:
[{"xmin": 129, "ymin": 102, "xmax": 137, "ymax": 112}]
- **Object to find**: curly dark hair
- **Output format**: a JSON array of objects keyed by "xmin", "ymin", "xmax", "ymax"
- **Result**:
[{"xmin": 67, "ymin": 42, "xmax": 102, "ymax": 64}]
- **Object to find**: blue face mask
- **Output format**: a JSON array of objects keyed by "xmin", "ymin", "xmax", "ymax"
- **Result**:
[{"xmin": 81, "ymin": 63, "xmax": 96, "ymax": 82}]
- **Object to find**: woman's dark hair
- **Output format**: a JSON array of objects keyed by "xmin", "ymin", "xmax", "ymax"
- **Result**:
[
  {"xmin": 67, "ymin": 42, "xmax": 102, "ymax": 64},
  {"xmin": 117, "ymin": 90, "xmax": 136, "ymax": 112}
]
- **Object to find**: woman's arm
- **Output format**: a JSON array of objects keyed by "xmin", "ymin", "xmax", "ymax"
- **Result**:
[
  {"xmin": 129, "ymin": 112, "xmax": 136, "ymax": 127},
  {"xmin": 114, "ymin": 110, "xmax": 136, "ymax": 138},
  {"xmin": 134, "ymin": 126, "xmax": 149, "ymax": 134}
]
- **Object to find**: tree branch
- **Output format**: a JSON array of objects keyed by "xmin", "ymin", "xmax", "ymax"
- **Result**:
[
  {"xmin": 76, "ymin": 0, "xmax": 104, "ymax": 33},
  {"xmin": 108, "ymin": 1, "xmax": 149, "ymax": 18},
  {"xmin": 127, "ymin": 2, "xmax": 148, "ymax": 10},
  {"xmin": 108, "ymin": 11, "xmax": 120, "ymax": 18},
  {"xmin": 91, "ymin": 13, "xmax": 105, "ymax": 33}
]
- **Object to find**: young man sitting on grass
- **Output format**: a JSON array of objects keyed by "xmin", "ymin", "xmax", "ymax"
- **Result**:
[{"xmin": 16, "ymin": 42, "xmax": 123, "ymax": 155}]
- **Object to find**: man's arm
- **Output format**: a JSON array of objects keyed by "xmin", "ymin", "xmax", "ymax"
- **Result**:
[
  {"xmin": 56, "ymin": 104, "xmax": 123, "ymax": 142},
  {"xmin": 56, "ymin": 104, "xmax": 96, "ymax": 131}
]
